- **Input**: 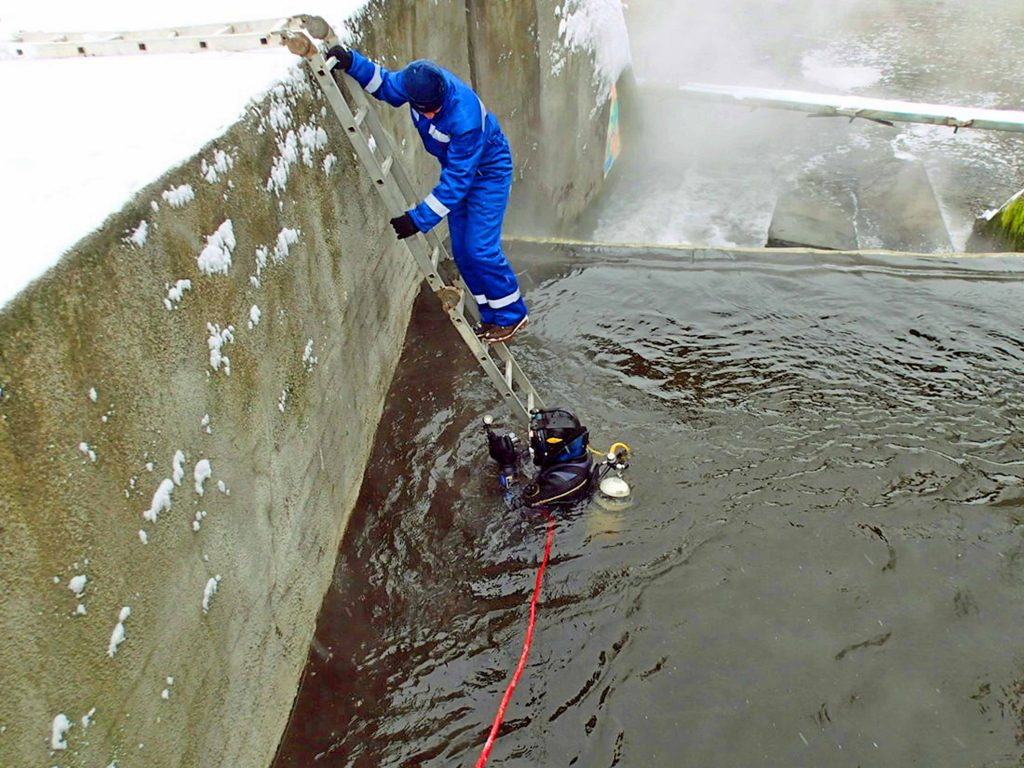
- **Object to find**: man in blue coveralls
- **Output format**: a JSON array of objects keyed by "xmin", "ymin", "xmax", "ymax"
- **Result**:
[{"xmin": 326, "ymin": 44, "xmax": 529, "ymax": 344}]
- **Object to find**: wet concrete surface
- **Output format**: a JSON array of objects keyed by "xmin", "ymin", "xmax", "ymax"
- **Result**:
[{"xmin": 275, "ymin": 244, "xmax": 1024, "ymax": 766}]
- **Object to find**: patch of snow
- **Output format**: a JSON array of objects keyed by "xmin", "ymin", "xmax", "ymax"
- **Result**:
[
  {"xmin": 127, "ymin": 220, "xmax": 149, "ymax": 248},
  {"xmin": 323, "ymin": 153, "xmax": 337, "ymax": 175},
  {"xmin": 202, "ymin": 575, "xmax": 222, "ymax": 614},
  {"xmin": 206, "ymin": 323, "xmax": 235, "ymax": 375},
  {"xmin": 217, "ymin": 480, "xmax": 229, "ymax": 495},
  {"xmin": 170, "ymin": 450, "xmax": 186, "ymax": 486},
  {"xmin": 78, "ymin": 442, "xmax": 97, "ymax": 463},
  {"xmin": 267, "ymin": 129, "xmax": 299, "ymax": 195},
  {"xmin": 193, "ymin": 459, "xmax": 212, "ymax": 496},
  {"xmin": 553, "ymin": 0, "xmax": 631, "ymax": 104},
  {"xmin": 302, "ymin": 338, "xmax": 318, "ymax": 370},
  {"xmin": 251, "ymin": 244, "xmax": 270, "ymax": 287},
  {"xmin": 163, "ymin": 279, "xmax": 192, "ymax": 310},
  {"xmin": 273, "ymin": 227, "xmax": 300, "ymax": 263},
  {"xmin": 0, "ymin": 1, "xmax": 372, "ymax": 311},
  {"xmin": 161, "ymin": 183, "xmax": 195, "ymax": 208},
  {"xmin": 51, "ymin": 713, "xmax": 71, "ymax": 750},
  {"xmin": 81, "ymin": 708, "xmax": 96, "ymax": 729},
  {"xmin": 68, "ymin": 575, "xmax": 87, "ymax": 597},
  {"xmin": 201, "ymin": 413, "xmax": 212, "ymax": 434},
  {"xmin": 138, "ymin": 530, "xmax": 148, "ymax": 544},
  {"xmin": 192, "ymin": 509, "xmax": 207, "ymax": 532},
  {"xmin": 298, "ymin": 122, "xmax": 329, "ymax": 167},
  {"xmin": 278, "ymin": 389, "xmax": 288, "ymax": 413},
  {"xmin": 76, "ymin": 603, "xmax": 87, "ymax": 615},
  {"xmin": 201, "ymin": 149, "xmax": 234, "ymax": 183},
  {"xmin": 107, "ymin": 606, "xmax": 131, "ymax": 658},
  {"xmin": 143, "ymin": 478, "xmax": 174, "ymax": 523},
  {"xmin": 88, "ymin": 388, "xmax": 98, "ymax": 402},
  {"xmin": 196, "ymin": 219, "xmax": 236, "ymax": 276},
  {"xmin": 248, "ymin": 305, "xmax": 262, "ymax": 330}
]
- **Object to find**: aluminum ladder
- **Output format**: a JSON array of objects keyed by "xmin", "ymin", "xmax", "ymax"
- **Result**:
[{"xmin": 4, "ymin": 14, "xmax": 544, "ymax": 421}]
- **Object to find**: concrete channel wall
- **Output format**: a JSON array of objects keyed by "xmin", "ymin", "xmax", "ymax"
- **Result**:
[{"xmin": 0, "ymin": 2, "xmax": 624, "ymax": 766}]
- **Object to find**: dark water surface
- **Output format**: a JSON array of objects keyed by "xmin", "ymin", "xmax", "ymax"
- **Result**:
[{"xmin": 276, "ymin": 246, "xmax": 1024, "ymax": 767}]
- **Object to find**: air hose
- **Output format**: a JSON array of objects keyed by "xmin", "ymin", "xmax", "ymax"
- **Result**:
[{"xmin": 474, "ymin": 513, "xmax": 555, "ymax": 768}]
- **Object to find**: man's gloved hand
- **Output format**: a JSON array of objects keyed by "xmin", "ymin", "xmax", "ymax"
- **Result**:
[
  {"xmin": 325, "ymin": 45, "xmax": 353, "ymax": 72},
  {"xmin": 487, "ymin": 431, "xmax": 519, "ymax": 475},
  {"xmin": 390, "ymin": 213, "xmax": 419, "ymax": 240}
]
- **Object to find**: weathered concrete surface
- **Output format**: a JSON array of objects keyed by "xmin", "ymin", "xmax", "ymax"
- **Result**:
[
  {"xmin": 0, "ymin": 61, "xmax": 422, "ymax": 768},
  {"xmin": 766, "ymin": 154, "xmax": 951, "ymax": 251},
  {"xmin": 967, "ymin": 188, "xmax": 1024, "ymax": 252},
  {"xmin": 767, "ymin": 187, "xmax": 858, "ymax": 250},
  {"xmin": 468, "ymin": 1, "xmax": 625, "ymax": 235},
  {"xmin": 0, "ymin": 2, "xmax": 623, "ymax": 767}
]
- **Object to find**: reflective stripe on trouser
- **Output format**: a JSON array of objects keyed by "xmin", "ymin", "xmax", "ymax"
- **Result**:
[{"xmin": 447, "ymin": 153, "xmax": 526, "ymax": 327}]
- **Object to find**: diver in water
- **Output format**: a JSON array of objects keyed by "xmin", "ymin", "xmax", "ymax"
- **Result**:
[{"xmin": 485, "ymin": 408, "xmax": 625, "ymax": 509}]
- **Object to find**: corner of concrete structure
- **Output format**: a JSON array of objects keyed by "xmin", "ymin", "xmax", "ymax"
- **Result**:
[{"xmin": 967, "ymin": 188, "xmax": 1024, "ymax": 252}]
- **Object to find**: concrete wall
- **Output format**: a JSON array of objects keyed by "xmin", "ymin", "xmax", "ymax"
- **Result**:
[{"xmin": 0, "ymin": 2, "xmax": 621, "ymax": 767}]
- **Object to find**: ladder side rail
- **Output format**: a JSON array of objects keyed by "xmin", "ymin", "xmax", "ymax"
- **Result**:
[
  {"xmin": 490, "ymin": 344, "xmax": 545, "ymax": 411},
  {"xmin": 447, "ymin": 310, "xmax": 536, "ymax": 421},
  {"xmin": 306, "ymin": 58, "xmax": 451, "ymax": 294},
  {"xmin": 8, "ymin": 34, "xmax": 290, "ymax": 59},
  {"xmin": 10, "ymin": 17, "xmax": 295, "ymax": 44},
  {"xmin": 340, "ymin": 77, "xmax": 460, "ymax": 273}
]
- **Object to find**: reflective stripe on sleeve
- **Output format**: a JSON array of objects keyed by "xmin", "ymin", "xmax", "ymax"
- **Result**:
[
  {"xmin": 424, "ymin": 194, "xmax": 450, "ymax": 217},
  {"xmin": 474, "ymin": 293, "xmax": 487, "ymax": 306},
  {"xmin": 366, "ymin": 64, "xmax": 383, "ymax": 94},
  {"xmin": 428, "ymin": 125, "xmax": 451, "ymax": 143}
]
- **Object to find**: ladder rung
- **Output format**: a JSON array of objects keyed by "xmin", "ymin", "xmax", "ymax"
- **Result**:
[{"xmin": 430, "ymin": 247, "xmax": 440, "ymax": 268}]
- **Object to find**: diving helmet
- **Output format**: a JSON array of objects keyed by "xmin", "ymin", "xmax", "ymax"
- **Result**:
[{"xmin": 529, "ymin": 408, "xmax": 589, "ymax": 467}]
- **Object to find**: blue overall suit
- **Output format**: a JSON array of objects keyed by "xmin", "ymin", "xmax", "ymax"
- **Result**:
[{"xmin": 345, "ymin": 50, "xmax": 528, "ymax": 327}]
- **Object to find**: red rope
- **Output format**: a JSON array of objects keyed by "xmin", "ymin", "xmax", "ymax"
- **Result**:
[{"xmin": 474, "ymin": 515, "xmax": 556, "ymax": 768}]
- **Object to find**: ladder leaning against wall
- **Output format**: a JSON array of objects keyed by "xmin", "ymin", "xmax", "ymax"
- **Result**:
[{"xmin": 6, "ymin": 14, "xmax": 545, "ymax": 422}]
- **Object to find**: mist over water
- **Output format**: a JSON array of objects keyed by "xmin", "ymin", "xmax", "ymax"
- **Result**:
[{"xmin": 596, "ymin": 0, "xmax": 1024, "ymax": 250}]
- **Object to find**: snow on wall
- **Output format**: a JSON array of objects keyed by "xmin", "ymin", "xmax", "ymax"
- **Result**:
[
  {"xmin": 0, "ymin": 0, "xmax": 371, "ymax": 310},
  {"xmin": 552, "ymin": 0, "xmax": 631, "ymax": 104}
]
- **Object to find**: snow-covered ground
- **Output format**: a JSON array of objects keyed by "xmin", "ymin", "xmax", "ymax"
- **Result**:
[
  {"xmin": 0, "ymin": 0, "xmax": 628, "ymax": 310},
  {"xmin": 0, "ymin": 1, "xmax": 367, "ymax": 308}
]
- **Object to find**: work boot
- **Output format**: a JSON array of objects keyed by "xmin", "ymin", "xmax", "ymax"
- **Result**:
[
  {"xmin": 482, "ymin": 316, "xmax": 529, "ymax": 344},
  {"xmin": 473, "ymin": 322, "xmax": 498, "ymax": 338}
]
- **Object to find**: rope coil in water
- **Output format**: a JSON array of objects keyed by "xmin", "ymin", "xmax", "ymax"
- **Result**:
[{"xmin": 474, "ymin": 515, "xmax": 556, "ymax": 768}]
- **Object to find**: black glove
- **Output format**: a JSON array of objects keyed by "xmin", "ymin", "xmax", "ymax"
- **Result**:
[
  {"xmin": 390, "ymin": 213, "xmax": 419, "ymax": 240},
  {"xmin": 487, "ymin": 431, "xmax": 519, "ymax": 474},
  {"xmin": 325, "ymin": 45, "xmax": 353, "ymax": 72}
]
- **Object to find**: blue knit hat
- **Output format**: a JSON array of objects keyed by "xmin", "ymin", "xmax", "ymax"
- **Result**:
[{"xmin": 402, "ymin": 60, "xmax": 447, "ymax": 112}]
